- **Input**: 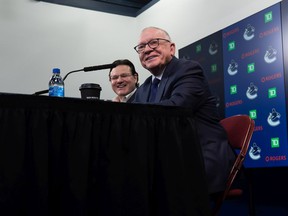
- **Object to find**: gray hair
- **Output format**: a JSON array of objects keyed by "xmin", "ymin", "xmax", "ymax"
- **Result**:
[{"xmin": 141, "ymin": 26, "xmax": 172, "ymax": 41}]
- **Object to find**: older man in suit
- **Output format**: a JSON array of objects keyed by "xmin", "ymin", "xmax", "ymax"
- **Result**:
[{"xmin": 132, "ymin": 26, "xmax": 234, "ymax": 196}]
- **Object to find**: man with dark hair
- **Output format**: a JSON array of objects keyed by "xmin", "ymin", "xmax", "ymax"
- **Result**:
[{"xmin": 109, "ymin": 59, "xmax": 139, "ymax": 102}]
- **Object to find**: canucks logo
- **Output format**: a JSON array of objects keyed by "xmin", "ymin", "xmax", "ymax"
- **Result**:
[
  {"xmin": 227, "ymin": 59, "xmax": 238, "ymax": 75},
  {"xmin": 209, "ymin": 41, "xmax": 218, "ymax": 55},
  {"xmin": 243, "ymin": 24, "xmax": 255, "ymax": 41},
  {"xmin": 264, "ymin": 46, "xmax": 277, "ymax": 63},
  {"xmin": 249, "ymin": 142, "xmax": 261, "ymax": 160},
  {"xmin": 267, "ymin": 108, "xmax": 281, "ymax": 127},
  {"xmin": 246, "ymin": 82, "xmax": 258, "ymax": 100}
]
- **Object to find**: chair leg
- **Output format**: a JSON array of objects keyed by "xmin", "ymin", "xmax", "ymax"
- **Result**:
[
  {"xmin": 210, "ymin": 192, "xmax": 223, "ymax": 216},
  {"xmin": 246, "ymin": 170, "xmax": 256, "ymax": 216}
]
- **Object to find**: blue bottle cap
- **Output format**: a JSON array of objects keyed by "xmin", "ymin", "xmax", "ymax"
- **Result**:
[{"xmin": 52, "ymin": 68, "xmax": 60, "ymax": 73}]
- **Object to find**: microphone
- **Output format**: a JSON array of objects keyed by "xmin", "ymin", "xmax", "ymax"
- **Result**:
[
  {"xmin": 33, "ymin": 63, "xmax": 115, "ymax": 95},
  {"xmin": 83, "ymin": 63, "xmax": 115, "ymax": 72}
]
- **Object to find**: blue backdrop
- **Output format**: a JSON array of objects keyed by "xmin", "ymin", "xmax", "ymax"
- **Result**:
[{"xmin": 179, "ymin": 1, "xmax": 288, "ymax": 168}]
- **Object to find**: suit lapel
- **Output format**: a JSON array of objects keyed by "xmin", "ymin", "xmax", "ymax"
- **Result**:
[
  {"xmin": 154, "ymin": 77, "xmax": 168, "ymax": 103},
  {"xmin": 143, "ymin": 76, "xmax": 153, "ymax": 102},
  {"xmin": 154, "ymin": 57, "xmax": 177, "ymax": 103}
]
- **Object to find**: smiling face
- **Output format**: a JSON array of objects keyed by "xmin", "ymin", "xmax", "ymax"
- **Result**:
[
  {"xmin": 110, "ymin": 64, "xmax": 138, "ymax": 98},
  {"xmin": 137, "ymin": 27, "xmax": 175, "ymax": 76}
]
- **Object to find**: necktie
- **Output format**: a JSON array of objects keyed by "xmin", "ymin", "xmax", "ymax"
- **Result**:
[{"xmin": 149, "ymin": 78, "xmax": 160, "ymax": 102}]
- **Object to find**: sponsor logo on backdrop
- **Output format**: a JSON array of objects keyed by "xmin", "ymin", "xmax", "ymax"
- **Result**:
[
  {"xmin": 196, "ymin": 44, "xmax": 202, "ymax": 53},
  {"xmin": 209, "ymin": 41, "xmax": 218, "ymax": 55},
  {"xmin": 228, "ymin": 41, "xmax": 236, "ymax": 51},
  {"xmin": 223, "ymin": 27, "xmax": 240, "ymax": 39},
  {"xmin": 261, "ymin": 72, "xmax": 282, "ymax": 83},
  {"xmin": 247, "ymin": 62, "xmax": 255, "ymax": 73},
  {"xmin": 267, "ymin": 108, "xmax": 281, "ymax": 127},
  {"xmin": 241, "ymin": 48, "xmax": 260, "ymax": 59},
  {"xmin": 225, "ymin": 100, "xmax": 243, "ymax": 108},
  {"xmin": 211, "ymin": 64, "xmax": 217, "ymax": 73},
  {"xmin": 249, "ymin": 142, "xmax": 261, "ymax": 160},
  {"xmin": 249, "ymin": 109, "xmax": 257, "ymax": 119},
  {"xmin": 264, "ymin": 11, "xmax": 273, "ymax": 23},
  {"xmin": 264, "ymin": 46, "xmax": 277, "ymax": 63},
  {"xmin": 254, "ymin": 125, "xmax": 263, "ymax": 131},
  {"xmin": 227, "ymin": 59, "xmax": 238, "ymax": 75},
  {"xmin": 259, "ymin": 26, "xmax": 280, "ymax": 38},
  {"xmin": 265, "ymin": 155, "xmax": 287, "ymax": 162},
  {"xmin": 271, "ymin": 137, "xmax": 280, "ymax": 148},
  {"xmin": 230, "ymin": 85, "xmax": 237, "ymax": 95},
  {"xmin": 246, "ymin": 82, "xmax": 258, "ymax": 100},
  {"xmin": 243, "ymin": 24, "xmax": 255, "ymax": 41},
  {"xmin": 268, "ymin": 87, "xmax": 277, "ymax": 99}
]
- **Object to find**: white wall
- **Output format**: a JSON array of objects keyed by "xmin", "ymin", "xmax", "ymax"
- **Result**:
[
  {"xmin": 0, "ymin": 0, "xmax": 139, "ymax": 99},
  {"xmin": 0, "ymin": 0, "xmax": 281, "ymax": 100}
]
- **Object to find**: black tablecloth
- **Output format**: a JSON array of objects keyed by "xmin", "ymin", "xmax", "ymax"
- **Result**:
[{"xmin": 0, "ymin": 93, "xmax": 210, "ymax": 216}]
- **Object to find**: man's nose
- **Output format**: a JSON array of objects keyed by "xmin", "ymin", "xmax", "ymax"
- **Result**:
[
  {"xmin": 143, "ymin": 44, "xmax": 154, "ymax": 53},
  {"xmin": 116, "ymin": 76, "xmax": 124, "ymax": 81}
]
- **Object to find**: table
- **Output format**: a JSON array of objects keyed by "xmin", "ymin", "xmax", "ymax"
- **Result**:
[{"xmin": 0, "ymin": 93, "xmax": 210, "ymax": 216}]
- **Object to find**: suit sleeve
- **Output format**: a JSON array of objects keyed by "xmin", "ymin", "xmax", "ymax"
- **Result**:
[{"xmin": 157, "ymin": 61, "xmax": 212, "ymax": 113}]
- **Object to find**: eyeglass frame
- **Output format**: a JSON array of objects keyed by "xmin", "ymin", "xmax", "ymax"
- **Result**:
[
  {"xmin": 134, "ymin": 38, "xmax": 171, "ymax": 54},
  {"xmin": 110, "ymin": 73, "xmax": 135, "ymax": 81}
]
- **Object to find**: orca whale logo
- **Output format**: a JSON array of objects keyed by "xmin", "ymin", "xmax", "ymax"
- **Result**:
[
  {"xmin": 209, "ymin": 41, "xmax": 218, "ymax": 55},
  {"xmin": 249, "ymin": 142, "xmax": 261, "ymax": 160},
  {"xmin": 227, "ymin": 59, "xmax": 238, "ymax": 76},
  {"xmin": 264, "ymin": 46, "xmax": 277, "ymax": 63},
  {"xmin": 246, "ymin": 82, "xmax": 258, "ymax": 100},
  {"xmin": 243, "ymin": 24, "xmax": 255, "ymax": 41},
  {"xmin": 267, "ymin": 108, "xmax": 281, "ymax": 127}
]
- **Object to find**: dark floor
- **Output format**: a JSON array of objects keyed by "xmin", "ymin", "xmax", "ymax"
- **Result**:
[
  {"xmin": 220, "ymin": 200, "xmax": 288, "ymax": 216},
  {"xmin": 219, "ymin": 167, "xmax": 288, "ymax": 216}
]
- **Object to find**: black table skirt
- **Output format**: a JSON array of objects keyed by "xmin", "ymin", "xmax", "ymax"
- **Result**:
[{"xmin": 0, "ymin": 93, "xmax": 210, "ymax": 216}]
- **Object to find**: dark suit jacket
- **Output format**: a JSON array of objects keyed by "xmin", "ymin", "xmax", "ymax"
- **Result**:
[
  {"xmin": 133, "ymin": 56, "xmax": 234, "ymax": 194},
  {"xmin": 126, "ymin": 90, "xmax": 136, "ymax": 103}
]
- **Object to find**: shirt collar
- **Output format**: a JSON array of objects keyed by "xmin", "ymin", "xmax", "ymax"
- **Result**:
[
  {"xmin": 152, "ymin": 67, "xmax": 165, "ymax": 81},
  {"xmin": 121, "ymin": 88, "xmax": 137, "ymax": 102}
]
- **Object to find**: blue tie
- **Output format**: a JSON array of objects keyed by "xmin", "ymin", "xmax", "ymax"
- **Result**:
[{"xmin": 149, "ymin": 78, "xmax": 160, "ymax": 102}]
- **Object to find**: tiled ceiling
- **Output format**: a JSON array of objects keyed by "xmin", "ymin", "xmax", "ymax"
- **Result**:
[{"xmin": 37, "ymin": 0, "xmax": 159, "ymax": 17}]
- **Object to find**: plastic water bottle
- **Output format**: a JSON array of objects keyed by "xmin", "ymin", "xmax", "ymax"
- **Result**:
[{"xmin": 48, "ymin": 68, "xmax": 64, "ymax": 97}]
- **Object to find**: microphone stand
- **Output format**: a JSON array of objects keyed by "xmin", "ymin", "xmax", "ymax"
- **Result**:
[
  {"xmin": 63, "ymin": 69, "xmax": 83, "ymax": 81},
  {"xmin": 33, "ymin": 69, "xmax": 84, "ymax": 95},
  {"xmin": 33, "ymin": 63, "xmax": 115, "ymax": 95}
]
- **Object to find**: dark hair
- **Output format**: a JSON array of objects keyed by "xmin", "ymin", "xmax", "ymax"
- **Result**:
[{"xmin": 109, "ymin": 59, "xmax": 139, "ymax": 87}]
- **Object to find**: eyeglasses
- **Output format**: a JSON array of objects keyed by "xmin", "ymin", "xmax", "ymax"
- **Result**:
[
  {"xmin": 134, "ymin": 38, "xmax": 171, "ymax": 54},
  {"xmin": 110, "ymin": 73, "xmax": 133, "ymax": 81}
]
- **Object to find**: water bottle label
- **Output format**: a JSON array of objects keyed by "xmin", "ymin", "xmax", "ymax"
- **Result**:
[{"xmin": 49, "ymin": 86, "xmax": 64, "ymax": 97}]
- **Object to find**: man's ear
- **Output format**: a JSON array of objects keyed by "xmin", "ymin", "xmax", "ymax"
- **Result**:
[{"xmin": 170, "ymin": 43, "xmax": 176, "ymax": 55}]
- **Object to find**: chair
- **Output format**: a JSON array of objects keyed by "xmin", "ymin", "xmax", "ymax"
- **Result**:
[{"xmin": 212, "ymin": 114, "xmax": 255, "ymax": 216}]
